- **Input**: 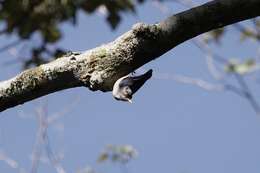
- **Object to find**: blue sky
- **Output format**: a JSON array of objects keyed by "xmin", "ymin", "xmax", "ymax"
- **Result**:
[{"xmin": 1, "ymin": 1, "xmax": 260, "ymax": 173}]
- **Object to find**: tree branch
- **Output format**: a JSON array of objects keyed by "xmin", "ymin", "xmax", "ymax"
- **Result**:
[{"xmin": 0, "ymin": 0, "xmax": 260, "ymax": 112}]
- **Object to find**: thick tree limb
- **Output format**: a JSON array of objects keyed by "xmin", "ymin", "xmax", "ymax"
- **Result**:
[{"xmin": 0, "ymin": 0, "xmax": 260, "ymax": 112}]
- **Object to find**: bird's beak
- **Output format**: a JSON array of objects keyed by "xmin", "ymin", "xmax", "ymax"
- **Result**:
[{"xmin": 127, "ymin": 99, "xmax": 132, "ymax": 103}]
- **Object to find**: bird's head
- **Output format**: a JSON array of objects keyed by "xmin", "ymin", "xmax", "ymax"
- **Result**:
[{"xmin": 114, "ymin": 86, "xmax": 133, "ymax": 103}]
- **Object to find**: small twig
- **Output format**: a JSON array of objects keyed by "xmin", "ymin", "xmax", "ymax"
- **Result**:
[
  {"xmin": 44, "ymin": 134, "xmax": 66, "ymax": 173},
  {"xmin": 0, "ymin": 150, "xmax": 19, "ymax": 169},
  {"xmin": 31, "ymin": 103, "xmax": 67, "ymax": 173},
  {"xmin": 234, "ymin": 23, "xmax": 260, "ymax": 42},
  {"xmin": 169, "ymin": 74, "xmax": 224, "ymax": 91},
  {"xmin": 234, "ymin": 74, "xmax": 260, "ymax": 114},
  {"xmin": 192, "ymin": 38, "xmax": 228, "ymax": 64},
  {"xmin": 223, "ymin": 84, "xmax": 246, "ymax": 97},
  {"xmin": 192, "ymin": 38, "xmax": 227, "ymax": 80},
  {"xmin": 153, "ymin": 72, "xmax": 225, "ymax": 91},
  {"xmin": 30, "ymin": 106, "xmax": 48, "ymax": 173}
]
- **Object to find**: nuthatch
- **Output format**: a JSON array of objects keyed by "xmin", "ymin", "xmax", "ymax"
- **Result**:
[{"xmin": 112, "ymin": 69, "xmax": 153, "ymax": 103}]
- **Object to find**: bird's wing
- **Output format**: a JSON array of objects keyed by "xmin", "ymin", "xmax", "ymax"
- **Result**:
[
  {"xmin": 119, "ymin": 69, "xmax": 153, "ymax": 94},
  {"xmin": 118, "ymin": 76, "xmax": 134, "ymax": 87}
]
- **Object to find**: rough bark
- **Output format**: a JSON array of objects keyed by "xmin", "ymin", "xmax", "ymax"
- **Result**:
[{"xmin": 0, "ymin": 0, "xmax": 260, "ymax": 112}]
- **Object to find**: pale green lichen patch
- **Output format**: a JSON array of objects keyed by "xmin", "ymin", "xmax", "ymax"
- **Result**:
[
  {"xmin": 12, "ymin": 67, "xmax": 45, "ymax": 91},
  {"xmin": 0, "ymin": 67, "xmax": 45, "ymax": 102},
  {"xmin": 97, "ymin": 48, "xmax": 107, "ymax": 58}
]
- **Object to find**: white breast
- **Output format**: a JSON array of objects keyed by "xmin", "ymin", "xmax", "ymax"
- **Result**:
[{"xmin": 112, "ymin": 75, "xmax": 128, "ymax": 98}]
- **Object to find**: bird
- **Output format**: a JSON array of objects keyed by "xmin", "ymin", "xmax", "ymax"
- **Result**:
[{"xmin": 112, "ymin": 69, "xmax": 153, "ymax": 103}]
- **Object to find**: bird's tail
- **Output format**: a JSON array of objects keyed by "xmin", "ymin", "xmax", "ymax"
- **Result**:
[
  {"xmin": 131, "ymin": 69, "xmax": 153, "ymax": 93},
  {"xmin": 133, "ymin": 69, "xmax": 152, "ymax": 81},
  {"xmin": 144, "ymin": 69, "xmax": 153, "ymax": 79}
]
